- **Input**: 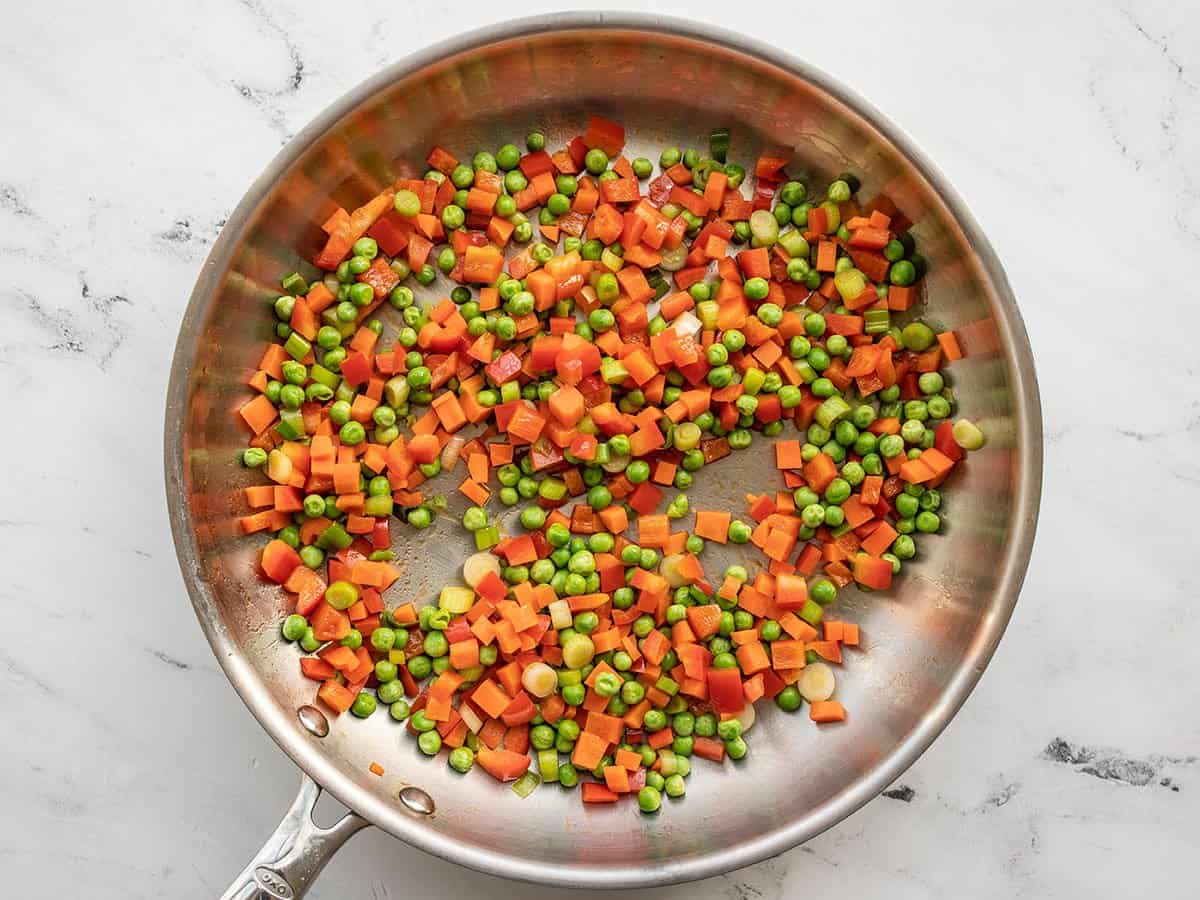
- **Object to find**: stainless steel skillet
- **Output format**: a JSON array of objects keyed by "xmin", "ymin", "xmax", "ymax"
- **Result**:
[{"xmin": 164, "ymin": 13, "xmax": 1042, "ymax": 898}]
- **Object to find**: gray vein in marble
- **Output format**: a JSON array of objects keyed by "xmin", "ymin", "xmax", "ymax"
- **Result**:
[
  {"xmin": 80, "ymin": 278, "xmax": 135, "ymax": 368},
  {"xmin": 1086, "ymin": 70, "xmax": 1143, "ymax": 171},
  {"xmin": 8, "ymin": 289, "xmax": 88, "ymax": 355},
  {"xmin": 1042, "ymin": 738, "xmax": 1196, "ymax": 788},
  {"xmin": 156, "ymin": 216, "xmax": 226, "ymax": 258},
  {"xmin": 2, "ymin": 277, "xmax": 136, "ymax": 372},
  {"xmin": 720, "ymin": 857, "xmax": 787, "ymax": 900},
  {"xmin": 1118, "ymin": 6, "xmax": 1198, "ymax": 91},
  {"xmin": 228, "ymin": 0, "xmax": 307, "ymax": 139},
  {"xmin": 148, "ymin": 649, "xmax": 193, "ymax": 671},
  {"xmin": 0, "ymin": 648, "xmax": 57, "ymax": 695},
  {"xmin": 881, "ymin": 784, "xmax": 916, "ymax": 802},
  {"xmin": 980, "ymin": 781, "xmax": 1020, "ymax": 809},
  {"xmin": 0, "ymin": 183, "xmax": 37, "ymax": 218}
]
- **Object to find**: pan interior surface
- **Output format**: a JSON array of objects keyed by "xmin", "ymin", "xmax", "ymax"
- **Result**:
[{"xmin": 166, "ymin": 17, "xmax": 1040, "ymax": 889}]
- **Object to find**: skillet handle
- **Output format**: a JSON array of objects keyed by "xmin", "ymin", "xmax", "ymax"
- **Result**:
[{"xmin": 220, "ymin": 773, "xmax": 368, "ymax": 900}]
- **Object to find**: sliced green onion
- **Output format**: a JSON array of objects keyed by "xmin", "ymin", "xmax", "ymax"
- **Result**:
[
  {"xmin": 709, "ymin": 128, "xmax": 730, "ymax": 163},
  {"xmin": 833, "ymin": 268, "xmax": 867, "ymax": 303},
  {"xmin": 749, "ymin": 209, "xmax": 779, "ymax": 245},
  {"xmin": 645, "ymin": 270, "xmax": 670, "ymax": 300},
  {"xmin": 601, "ymin": 357, "xmax": 629, "ymax": 385},
  {"xmin": 280, "ymin": 272, "xmax": 308, "ymax": 295},
  {"xmin": 863, "ymin": 308, "xmax": 891, "ymax": 334},
  {"xmin": 474, "ymin": 524, "xmax": 501, "ymax": 550},
  {"xmin": 815, "ymin": 396, "xmax": 851, "ymax": 430},
  {"xmin": 275, "ymin": 409, "xmax": 306, "ymax": 440},
  {"xmin": 659, "ymin": 244, "xmax": 688, "ymax": 272},
  {"xmin": 777, "ymin": 230, "xmax": 810, "ymax": 259},
  {"xmin": 537, "ymin": 749, "xmax": 559, "ymax": 783},
  {"xmin": 317, "ymin": 523, "xmax": 353, "ymax": 551},
  {"xmin": 511, "ymin": 771, "xmax": 540, "ymax": 798}
]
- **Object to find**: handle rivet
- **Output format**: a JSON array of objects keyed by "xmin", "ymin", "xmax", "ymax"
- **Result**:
[
  {"xmin": 254, "ymin": 866, "xmax": 295, "ymax": 899},
  {"xmin": 297, "ymin": 705, "xmax": 329, "ymax": 738},
  {"xmin": 399, "ymin": 786, "xmax": 435, "ymax": 815}
]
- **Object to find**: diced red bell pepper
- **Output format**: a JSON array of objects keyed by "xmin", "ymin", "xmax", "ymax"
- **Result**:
[{"xmin": 706, "ymin": 667, "xmax": 745, "ymax": 713}]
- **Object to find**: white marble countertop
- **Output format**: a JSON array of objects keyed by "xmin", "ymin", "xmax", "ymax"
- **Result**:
[{"xmin": 3, "ymin": 0, "xmax": 1198, "ymax": 897}]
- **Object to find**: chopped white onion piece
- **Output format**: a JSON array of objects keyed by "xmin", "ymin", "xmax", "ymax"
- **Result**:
[
  {"xmin": 459, "ymin": 704, "xmax": 484, "ymax": 734},
  {"xmin": 462, "ymin": 551, "xmax": 501, "ymax": 588},
  {"xmin": 798, "ymin": 662, "xmax": 836, "ymax": 703},
  {"xmin": 548, "ymin": 598, "xmax": 573, "ymax": 630},
  {"xmin": 735, "ymin": 702, "xmax": 756, "ymax": 734},
  {"xmin": 672, "ymin": 311, "xmax": 702, "ymax": 339},
  {"xmin": 659, "ymin": 244, "xmax": 688, "ymax": 271},
  {"xmin": 521, "ymin": 661, "xmax": 558, "ymax": 698},
  {"xmin": 441, "ymin": 434, "xmax": 467, "ymax": 471},
  {"xmin": 659, "ymin": 553, "xmax": 689, "ymax": 588}
]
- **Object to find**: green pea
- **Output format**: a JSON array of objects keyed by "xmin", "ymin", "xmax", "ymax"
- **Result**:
[
  {"xmin": 728, "ymin": 428, "xmax": 752, "ymax": 450},
  {"xmin": 513, "ymin": 504, "xmax": 544, "ymax": 530},
  {"xmin": 594, "ymin": 271, "xmax": 620, "ymax": 303},
  {"xmin": 299, "ymin": 545, "xmax": 324, "ymax": 570},
  {"xmin": 706, "ymin": 364, "xmax": 734, "ymax": 388},
  {"xmin": 782, "ymin": 257, "xmax": 807, "ymax": 283},
  {"xmin": 417, "ymin": 730, "xmax": 442, "ymax": 756},
  {"xmin": 636, "ymin": 785, "xmax": 661, "ymax": 813},
  {"xmin": 576, "ymin": 533, "xmax": 608, "ymax": 556},
  {"xmin": 743, "ymin": 277, "xmax": 768, "ymax": 300},
  {"xmin": 292, "ymin": 625, "xmax": 318, "ymax": 652},
  {"xmin": 916, "ymin": 511, "xmax": 941, "ymax": 533},
  {"xmin": 775, "ymin": 684, "xmax": 803, "ymax": 712},
  {"xmin": 561, "ymin": 683, "xmax": 585, "ymax": 707},
  {"xmin": 905, "ymin": 399, "xmax": 929, "ymax": 422},
  {"xmin": 373, "ymin": 660, "xmax": 397, "ymax": 684},
  {"xmin": 387, "ymin": 700, "xmax": 411, "ymax": 721},
  {"xmin": 918, "ymin": 371, "xmax": 945, "ymax": 395},
  {"xmin": 281, "ymin": 614, "xmax": 308, "ymax": 642},
  {"xmin": 350, "ymin": 692, "xmax": 376, "ymax": 718},
  {"xmin": 758, "ymin": 302, "xmax": 783, "ymax": 327},
  {"xmin": 375, "ymin": 680, "xmax": 403, "ymax": 705},
  {"xmin": 630, "ymin": 157, "xmax": 653, "ymax": 179},
  {"xmin": 587, "ymin": 308, "xmax": 615, "ymax": 332},
  {"xmin": 890, "ymin": 260, "xmax": 917, "ymax": 286},
  {"xmin": 545, "ymin": 192, "xmax": 570, "ymax": 216},
  {"xmin": 394, "ymin": 189, "xmax": 421, "ymax": 217},
  {"xmin": 810, "ymin": 578, "xmax": 837, "ymax": 605},
  {"xmin": 642, "ymin": 709, "xmax": 667, "ymax": 732},
  {"xmin": 406, "ymin": 653, "xmax": 432, "ymax": 680},
  {"xmin": 825, "ymin": 478, "xmax": 851, "ymax": 505},
  {"xmin": 584, "ymin": 148, "xmax": 608, "ymax": 174},
  {"xmin": 446, "ymin": 746, "xmax": 475, "ymax": 774},
  {"xmin": 728, "ymin": 520, "xmax": 752, "ymax": 543}
]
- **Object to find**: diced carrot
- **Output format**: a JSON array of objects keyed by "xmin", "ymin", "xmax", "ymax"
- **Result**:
[
  {"xmin": 809, "ymin": 701, "xmax": 846, "ymax": 723},
  {"xmin": 693, "ymin": 510, "xmax": 731, "ymax": 543}
]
